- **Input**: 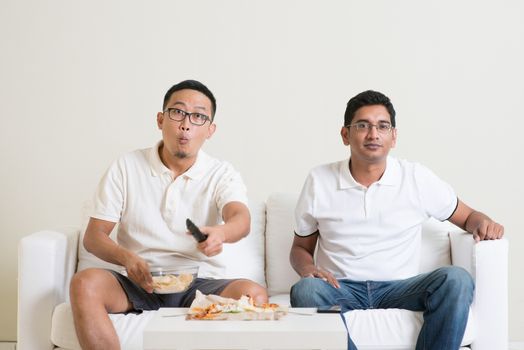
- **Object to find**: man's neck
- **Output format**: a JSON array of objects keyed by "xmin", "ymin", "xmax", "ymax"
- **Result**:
[
  {"xmin": 158, "ymin": 144, "xmax": 197, "ymax": 179},
  {"xmin": 349, "ymin": 157, "xmax": 387, "ymax": 188}
]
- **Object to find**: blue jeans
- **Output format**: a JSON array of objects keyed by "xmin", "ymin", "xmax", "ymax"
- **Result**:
[{"xmin": 290, "ymin": 266, "xmax": 474, "ymax": 350}]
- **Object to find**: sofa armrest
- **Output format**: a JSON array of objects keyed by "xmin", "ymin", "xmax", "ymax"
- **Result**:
[
  {"xmin": 449, "ymin": 232, "xmax": 508, "ymax": 350},
  {"xmin": 18, "ymin": 228, "xmax": 80, "ymax": 350}
]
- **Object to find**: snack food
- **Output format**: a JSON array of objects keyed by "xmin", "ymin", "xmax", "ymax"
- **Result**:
[
  {"xmin": 187, "ymin": 290, "xmax": 288, "ymax": 320},
  {"xmin": 152, "ymin": 273, "xmax": 194, "ymax": 294},
  {"xmin": 150, "ymin": 266, "xmax": 198, "ymax": 294}
]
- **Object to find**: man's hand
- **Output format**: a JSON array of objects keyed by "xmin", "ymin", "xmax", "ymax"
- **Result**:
[
  {"xmin": 84, "ymin": 218, "xmax": 153, "ymax": 293},
  {"xmin": 448, "ymin": 200, "xmax": 504, "ymax": 243},
  {"xmin": 302, "ymin": 265, "xmax": 340, "ymax": 289},
  {"xmin": 289, "ymin": 233, "xmax": 341, "ymax": 287},
  {"xmin": 472, "ymin": 218, "xmax": 504, "ymax": 242},
  {"xmin": 123, "ymin": 252, "xmax": 153, "ymax": 293},
  {"xmin": 195, "ymin": 225, "xmax": 227, "ymax": 257}
]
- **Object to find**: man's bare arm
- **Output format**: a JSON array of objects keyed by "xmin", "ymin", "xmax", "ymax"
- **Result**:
[
  {"xmin": 83, "ymin": 217, "xmax": 153, "ymax": 292},
  {"xmin": 290, "ymin": 233, "xmax": 318, "ymax": 276},
  {"xmin": 290, "ymin": 232, "xmax": 340, "ymax": 288},
  {"xmin": 448, "ymin": 199, "xmax": 504, "ymax": 242},
  {"xmin": 221, "ymin": 201, "xmax": 251, "ymax": 242},
  {"xmin": 197, "ymin": 201, "xmax": 250, "ymax": 257},
  {"xmin": 84, "ymin": 218, "xmax": 120, "ymax": 264}
]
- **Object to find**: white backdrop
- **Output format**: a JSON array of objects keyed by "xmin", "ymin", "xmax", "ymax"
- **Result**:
[{"xmin": 1, "ymin": 0, "xmax": 523, "ymax": 342}]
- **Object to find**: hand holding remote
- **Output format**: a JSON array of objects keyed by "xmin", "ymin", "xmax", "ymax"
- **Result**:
[{"xmin": 186, "ymin": 218, "xmax": 208, "ymax": 243}]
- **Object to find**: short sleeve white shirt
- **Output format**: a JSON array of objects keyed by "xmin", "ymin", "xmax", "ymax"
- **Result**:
[
  {"xmin": 91, "ymin": 141, "xmax": 248, "ymax": 278},
  {"xmin": 294, "ymin": 156, "xmax": 457, "ymax": 281}
]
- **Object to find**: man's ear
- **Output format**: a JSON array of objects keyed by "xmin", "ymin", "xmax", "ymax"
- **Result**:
[
  {"xmin": 157, "ymin": 112, "xmax": 164, "ymax": 130},
  {"xmin": 207, "ymin": 123, "xmax": 216, "ymax": 139},
  {"xmin": 391, "ymin": 127, "xmax": 398, "ymax": 148},
  {"xmin": 341, "ymin": 126, "xmax": 350, "ymax": 146}
]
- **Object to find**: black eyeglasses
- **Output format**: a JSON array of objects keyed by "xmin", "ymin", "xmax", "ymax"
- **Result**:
[
  {"xmin": 346, "ymin": 121, "xmax": 393, "ymax": 134},
  {"xmin": 163, "ymin": 108, "xmax": 212, "ymax": 126}
]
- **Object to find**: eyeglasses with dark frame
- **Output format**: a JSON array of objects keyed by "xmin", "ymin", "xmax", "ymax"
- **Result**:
[
  {"xmin": 346, "ymin": 121, "xmax": 393, "ymax": 134},
  {"xmin": 163, "ymin": 107, "xmax": 212, "ymax": 126}
]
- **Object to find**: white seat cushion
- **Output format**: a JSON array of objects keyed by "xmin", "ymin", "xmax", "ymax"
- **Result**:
[
  {"xmin": 51, "ymin": 303, "xmax": 155, "ymax": 350},
  {"xmin": 344, "ymin": 308, "xmax": 475, "ymax": 349},
  {"xmin": 269, "ymin": 293, "xmax": 291, "ymax": 306},
  {"xmin": 51, "ymin": 301, "xmax": 475, "ymax": 350}
]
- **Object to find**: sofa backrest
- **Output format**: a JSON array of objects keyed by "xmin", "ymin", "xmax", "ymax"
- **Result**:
[
  {"xmin": 264, "ymin": 193, "xmax": 457, "ymax": 296},
  {"xmin": 265, "ymin": 193, "xmax": 301, "ymax": 295},
  {"xmin": 419, "ymin": 217, "xmax": 459, "ymax": 273},
  {"xmin": 220, "ymin": 201, "xmax": 266, "ymax": 286},
  {"xmin": 77, "ymin": 194, "xmax": 458, "ymax": 297}
]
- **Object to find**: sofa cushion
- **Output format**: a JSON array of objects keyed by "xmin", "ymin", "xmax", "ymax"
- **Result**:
[
  {"xmin": 419, "ymin": 218, "xmax": 456, "ymax": 273},
  {"xmin": 76, "ymin": 201, "xmax": 267, "ymax": 287},
  {"xmin": 265, "ymin": 193, "xmax": 301, "ymax": 295},
  {"xmin": 220, "ymin": 200, "xmax": 266, "ymax": 286},
  {"xmin": 345, "ymin": 308, "xmax": 475, "ymax": 349},
  {"xmin": 268, "ymin": 293, "xmax": 292, "ymax": 306},
  {"xmin": 51, "ymin": 302, "xmax": 155, "ymax": 350}
]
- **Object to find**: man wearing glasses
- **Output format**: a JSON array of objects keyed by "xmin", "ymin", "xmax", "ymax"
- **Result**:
[
  {"xmin": 289, "ymin": 90, "xmax": 504, "ymax": 350},
  {"xmin": 70, "ymin": 80, "xmax": 267, "ymax": 349}
]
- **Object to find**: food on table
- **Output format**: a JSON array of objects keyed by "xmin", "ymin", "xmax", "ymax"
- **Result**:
[{"xmin": 187, "ymin": 290, "xmax": 288, "ymax": 320}]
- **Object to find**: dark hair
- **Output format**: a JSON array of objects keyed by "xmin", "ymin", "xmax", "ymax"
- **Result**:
[
  {"xmin": 344, "ymin": 90, "xmax": 396, "ymax": 127},
  {"xmin": 162, "ymin": 80, "xmax": 217, "ymax": 118}
]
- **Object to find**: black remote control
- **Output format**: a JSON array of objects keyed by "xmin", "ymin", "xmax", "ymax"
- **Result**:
[
  {"xmin": 186, "ymin": 218, "xmax": 208, "ymax": 243},
  {"xmin": 317, "ymin": 305, "xmax": 341, "ymax": 313}
]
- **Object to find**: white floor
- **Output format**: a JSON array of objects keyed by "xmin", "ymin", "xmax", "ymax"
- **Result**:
[{"xmin": 1, "ymin": 341, "xmax": 523, "ymax": 349}]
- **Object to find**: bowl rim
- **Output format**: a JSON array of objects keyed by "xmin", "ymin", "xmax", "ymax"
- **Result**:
[{"xmin": 149, "ymin": 265, "xmax": 199, "ymax": 274}]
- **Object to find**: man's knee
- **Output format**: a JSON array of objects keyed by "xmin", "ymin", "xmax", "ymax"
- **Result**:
[
  {"xmin": 290, "ymin": 277, "xmax": 328, "ymax": 307},
  {"xmin": 244, "ymin": 281, "xmax": 268, "ymax": 304},
  {"xmin": 221, "ymin": 280, "xmax": 268, "ymax": 304},
  {"xmin": 70, "ymin": 269, "xmax": 101, "ymax": 301},
  {"xmin": 438, "ymin": 266, "xmax": 475, "ymax": 300},
  {"xmin": 70, "ymin": 269, "xmax": 127, "ymax": 311}
]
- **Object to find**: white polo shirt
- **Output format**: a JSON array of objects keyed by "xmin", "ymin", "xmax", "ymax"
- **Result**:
[
  {"xmin": 294, "ymin": 156, "xmax": 457, "ymax": 281},
  {"xmin": 91, "ymin": 141, "xmax": 248, "ymax": 279}
]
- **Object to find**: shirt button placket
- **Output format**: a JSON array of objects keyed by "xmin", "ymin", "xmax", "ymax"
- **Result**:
[
  {"xmin": 364, "ymin": 185, "xmax": 376, "ymax": 218},
  {"xmin": 363, "ymin": 187, "xmax": 371, "ymax": 218},
  {"xmin": 165, "ymin": 178, "xmax": 182, "ymax": 217}
]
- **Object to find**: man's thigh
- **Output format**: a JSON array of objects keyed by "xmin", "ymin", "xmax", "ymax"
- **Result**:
[
  {"xmin": 291, "ymin": 278, "xmax": 368, "ymax": 308},
  {"xmin": 336, "ymin": 280, "xmax": 371, "ymax": 309},
  {"xmin": 373, "ymin": 266, "xmax": 468, "ymax": 311}
]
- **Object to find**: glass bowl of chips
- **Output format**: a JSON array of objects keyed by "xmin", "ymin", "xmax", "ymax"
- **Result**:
[{"xmin": 150, "ymin": 266, "xmax": 198, "ymax": 294}]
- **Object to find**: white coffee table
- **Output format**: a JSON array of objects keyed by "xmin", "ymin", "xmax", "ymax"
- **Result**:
[{"xmin": 143, "ymin": 307, "xmax": 347, "ymax": 350}]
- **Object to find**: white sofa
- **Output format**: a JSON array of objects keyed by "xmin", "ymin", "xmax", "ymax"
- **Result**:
[{"xmin": 18, "ymin": 193, "xmax": 508, "ymax": 350}]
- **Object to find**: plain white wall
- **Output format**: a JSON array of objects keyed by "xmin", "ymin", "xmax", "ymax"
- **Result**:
[{"xmin": 1, "ymin": 0, "xmax": 523, "ymax": 342}]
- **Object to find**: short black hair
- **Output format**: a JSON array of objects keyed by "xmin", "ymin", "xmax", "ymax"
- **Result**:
[
  {"xmin": 162, "ymin": 80, "xmax": 217, "ymax": 118},
  {"xmin": 344, "ymin": 90, "xmax": 396, "ymax": 127}
]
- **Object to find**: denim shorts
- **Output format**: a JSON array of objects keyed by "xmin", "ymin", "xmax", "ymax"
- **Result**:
[{"xmin": 109, "ymin": 270, "xmax": 238, "ymax": 311}]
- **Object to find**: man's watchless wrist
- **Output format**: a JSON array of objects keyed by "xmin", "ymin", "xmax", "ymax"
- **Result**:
[{"xmin": 301, "ymin": 265, "xmax": 317, "ymax": 277}]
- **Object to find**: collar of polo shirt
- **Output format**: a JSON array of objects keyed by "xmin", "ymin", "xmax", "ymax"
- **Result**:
[
  {"xmin": 149, "ymin": 141, "xmax": 209, "ymax": 181},
  {"xmin": 339, "ymin": 156, "xmax": 400, "ymax": 189}
]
